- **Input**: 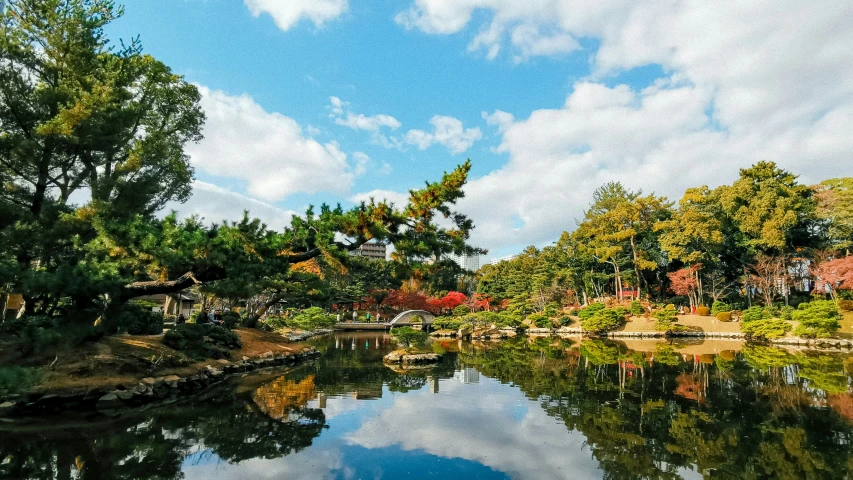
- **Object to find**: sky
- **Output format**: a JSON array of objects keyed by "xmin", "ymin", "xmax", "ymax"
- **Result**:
[{"xmin": 107, "ymin": 0, "xmax": 853, "ymax": 261}]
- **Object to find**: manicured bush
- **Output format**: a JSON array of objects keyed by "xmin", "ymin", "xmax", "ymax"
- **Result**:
[
  {"xmin": 780, "ymin": 306, "xmax": 795, "ymax": 320},
  {"xmin": 696, "ymin": 306, "xmax": 710, "ymax": 316},
  {"xmin": 286, "ymin": 307, "xmax": 336, "ymax": 330},
  {"xmin": 716, "ymin": 312, "xmax": 732, "ymax": 322},
  {"xmin": 578, "ymin": 303, "xmax": 605, "ymax": 321},
  {"xmin": 654, "ymin": 309, "xmax": 682, "ymax": 332},
  {"xmin": 452, "ymin": 305, "xmax": 469, "ymax": 317},
  {"xmin": 163, "ymin": 323, "xmax": 241, "ymax": 358},
  {"xmin": 742, "ymin": 306, "xmax": 771, "ymax": 323},
  {"xmin": 543, "ymin": 302, "xmax": 561, "ymax": 317},
  {"xmin": 665, "ymin": 304, "xmax": 676, "ymax": 311},
  {"xmin": 434, "ymin": 317, "xmax": 464, "ymax": 331},
  {"xmin": 792, "ymin": 300, "xmax": 841, "ymax": 338},
  {"xmin": 581, "ymin": 308, "xmax": 624, "ymax": 334},
  {"xmin": 222, "ymin": 311, "xmax": 242, "ymax": 329},
  {"xmin": 0, "ymin": 366, "xmax": 43, "ymax": 396},
  {"xmin": 629, "ymin": 300, "xmax": 644, "ymax": 316},
  {"xmin": 557, "ymin": 315, "xmax": 573, "ymax": 326},
  {"xmin": 116, "ymin": 303, "xmax": 164, "ymax": 335},
  {"xmin": 390, "ymin": 326, "xmax": 427, "ymax": 348},
  {"xmin": 613, "ymin": 306, "xmax": 630, "ymax": 318},
  {"xmin": 711, "ymin": 301, "xmax": 731, "ymax": 315},
  {"xmin": 838, "ymin": 299, "xmax": 853, "ymax": 312},
  {"xmin": 741, "ymin": 318, "xmax": 791, "ymax": 339}
]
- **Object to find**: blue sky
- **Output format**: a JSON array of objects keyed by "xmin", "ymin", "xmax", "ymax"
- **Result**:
[{"xmin": 108, "ymin": 1, "xmax": 853, "ymax": 260}]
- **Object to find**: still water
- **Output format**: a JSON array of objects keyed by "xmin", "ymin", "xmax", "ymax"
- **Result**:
[{"xmin": 2, "ymin": 332, "xmax": 853, "ymax": 479}]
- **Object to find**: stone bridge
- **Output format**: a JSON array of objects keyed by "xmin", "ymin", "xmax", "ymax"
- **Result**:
[{"xmin": 389, "ymin": 310, "xmax": 435, "ymax": 326}]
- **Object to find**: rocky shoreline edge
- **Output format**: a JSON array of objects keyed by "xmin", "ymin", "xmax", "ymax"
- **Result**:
[
  {"xmin": 431, "ymin": 326, "xmax": 853, "ymax": 350},
  {"xmin": 0, "ymin": 347, "xmax": 320, "ymax": 419}
]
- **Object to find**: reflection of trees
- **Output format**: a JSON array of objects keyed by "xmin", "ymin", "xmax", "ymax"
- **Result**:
[
  {"xmin": 459, "ymin": 338, "xmax": 853, "ymax": 479},
  {"xmin": 252, "ymin": 375, "xmax": 317, "ymax": 420},
  {"xmin": 0, "ymin": 382, "xmax": 326, "ymax": 479}
]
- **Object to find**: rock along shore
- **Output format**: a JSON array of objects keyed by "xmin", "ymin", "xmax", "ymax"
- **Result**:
[{"xmin": 0, "ymin": 347, "xmax": 320, "ymax": 418}]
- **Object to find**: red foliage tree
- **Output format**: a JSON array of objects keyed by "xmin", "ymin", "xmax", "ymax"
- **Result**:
[
  {"xmin": 472, "ymin": 293, "xmax": 492, "ymax": 311},
  {"xmin": 385, "ymin": 290, "xmax": 431, "ymax": 313},
  {"xmin": 667, "ymin": 265, "xmax": 701, "ymax": 307},
  {"xmin": 811, "ymin": 256, "xmax": 853, "ymax": 299}
]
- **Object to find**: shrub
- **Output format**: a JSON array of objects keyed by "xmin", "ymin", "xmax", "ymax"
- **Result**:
[
  {"xmin": 260, "ymin": 314, "xmax": 288, "ymax": 330},
  {"xmin": 792, "ymin": 300, "xmax": 841, "ymax": 338},
  {"xmin": 390, "ymin": 327, "xmax": 427, "ymax": 349},
  {"xmin": 452, "ymin": 305, "xmax": 470, "ymax": 317},
  {"xmin": 742, "ymin": 306, "xmax": 771, "ymax": 323},
  {"xmin": 696, "ymin": 306, "xmax": 710, "ymax": 316},
  {"xmin": 613, "ymin": 306, "xmax": 630, "ymax": 318},
  {"xmin": 117, "ymin": 303, "xmax": 164, "ymax": 335},
  {"xmin": 543, "ymin": 302, "xmax": 561, "ymax": 317},
  {"xmin": 222, "ymin": 311, "xmax": 242, "ymax": 329},
  {"xmin": 434, "ymin": 317, "xmax": 464, "ymax": 331},
  {"xmin": 557, "ymin": 315, "xmax": 573, "ymax": 326},
  {"xmin": 654, "ymin": 309, "xmax": 682, "ymax": 332},
  {"xmin": 409, "ymin": 315, "xmax": 424, "ymax": 324},
  {"xmin": 533, "ymin": 315, "xmax": 553, "ymax": 329},
  {"xmin": 716, "ymin": 312, "xmax": 732, "ymax": 322},
  {"xmin": 14, "ymin": 316, "xmax": 63, "ymax": 354},
  {"xmin": 578, "ymin": 303, "xmax": 605, "ymax": 321},
  {"xmin": 0, "ymin": 366, "xmax": 43, "ymax": 396},
  {"xmin": 665, "ymin": 304, "xmax": 676, "ymax": 311},
  {"xmin": 195, "ymin": 310, "xmax": 209, "ymax": 324},
  {"xmin": 286, "ymin": 307, "xmax": 336, "ymax": 330},
  {"xmin": 629, "ymin": 300, "xmax": 644, "ymax": 316},
  {"xmin": 741, "ymin": 318, "xmax": 791, "ymax": 339},
  {"xmin": 163, "ymin": 323, "xmax": 241, "ymax": 358},
  {"xmin": 711, "ymin": 301, "xmax": 731, "ymax": 315},
  {"xmin": 838, "ymin": 299, "xmax": 853, "ymax": 312},
  {"xmin": 581, "ymin": 308, "xmax": 624, "ymax": 334},
  {"xmin": 780, "ymin": 306, "xmax": 795, "ymax": 321}
]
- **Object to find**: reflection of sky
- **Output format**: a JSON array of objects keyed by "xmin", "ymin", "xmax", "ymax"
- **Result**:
[{"xmin": 181, "ymin": 370, "xmax": 602, "ymax": 479}]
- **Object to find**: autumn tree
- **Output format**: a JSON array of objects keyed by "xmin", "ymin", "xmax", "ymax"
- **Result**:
[
  {"xmin": 746, "ymin": 255, "xmax": 791, "ymax": 306},
  {"xmin": 667, "ymin": 265, "xmax": 701, "ymax": 308},
  {"xmin": 810, "ymin": 255, "xmax": 853, "ymax": 300}
]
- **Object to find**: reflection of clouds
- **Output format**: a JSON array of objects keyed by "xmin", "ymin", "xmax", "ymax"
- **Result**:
[
  {"xmin": 344, "ymin": 377, "xmax": 601, "ymax": 480},
  {"xmin": 182, "ymin": 447, "xmax": 342, "ymax": 479},
  {"xmin": 307, "ymin": 395, "xmax": 362, "ymax": 420}
]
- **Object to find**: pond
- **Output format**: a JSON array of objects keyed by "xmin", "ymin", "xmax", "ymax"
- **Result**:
[{"xmin": 2, "ymin": 332, "xmax": 853, "ymax": 479}]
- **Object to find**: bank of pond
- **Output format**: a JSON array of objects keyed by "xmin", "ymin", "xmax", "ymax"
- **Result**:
[{"xmin": 1, "ymin": 332, "xmax": 852, "ymax": 479}]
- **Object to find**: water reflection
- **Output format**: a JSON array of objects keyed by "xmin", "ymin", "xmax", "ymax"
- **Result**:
[{"xmin": 1, "ymin": 333, "xmax": 852, "ymax": 479}]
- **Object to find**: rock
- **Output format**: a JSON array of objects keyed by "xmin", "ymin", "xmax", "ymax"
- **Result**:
[
  {"xmin": 162, "ymin": 375, "xmax": 181, "ymax": 383},
  {"xmin": 96, "ymin": 393, "xmax": 123, "ymax": 409},
  {"xmin": 242, "ymin": 356, "xmax": 250, "ymax": 361},
  {"xmin": 0, "ymin": 401, "xmax": 17, "ymax": 414},
  {"xmin": 457, "ymin": 326, "xmax": 472, "ymax": 338},
  {"xmin": 113, "ymin": 390, "xmax": 134, "ymax": 401},
  {"xmin": 141, "ymin": 377, "xmax": 157, "ymax": 387},
  {"xmin": 504, "ymin": 331, "xmax": 517, "ymax": 338},
  {"xmin": 261, "ymin": 351, "xmax": 274, "ymax": 358},
  {"xmin": 216, "ymin": 359, "xmax": 231, "ymax": 365}
]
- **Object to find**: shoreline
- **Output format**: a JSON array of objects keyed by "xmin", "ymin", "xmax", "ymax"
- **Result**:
[{"xmin": 0, "ymin": 347, "xmax": 321, "ymax": 419}]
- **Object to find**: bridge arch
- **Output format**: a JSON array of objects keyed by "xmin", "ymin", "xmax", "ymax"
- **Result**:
[{"xmin": 389, "ymin": 310, "xmax": 435, "ymax": 326}]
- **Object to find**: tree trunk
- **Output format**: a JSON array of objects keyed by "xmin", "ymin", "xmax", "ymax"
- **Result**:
[{"xmin": 245, "ymin": 294, "xmax": 283, "ymax": 328}]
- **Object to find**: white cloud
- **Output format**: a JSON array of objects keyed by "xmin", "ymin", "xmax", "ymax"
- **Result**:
[
  {"xmin": 350, "ymin": 189, "xmax": 410, "ymax": 207},
  {"xmin": 482, "ymin": 109, "xmax": 514, "ymax": 133},
  {"xmin": 328, "ymin": 96, "xmax": 402, "ymax": 131},
  {"xmin": 164, "ymin": 181, "xmax": 298, "ymax": 231},
  {"xmin": 396, "ymin": 1, "xmax": 853, "ymax": 251},
  {"xmin": 345, "ymin": 377, "xmax": 602, "ymax": 480},
  {"xmin": 404, "ymin": 115, "xmax": 483, "ymax": 154},
  {"xmin": 188, "ymin": 86, "xmax": 355, "ymax": 202},
  {"xmin": 244, "ymin": 0, "xmax": 347, "ymax": 31},
  {"xmin": 352, "ymin": 152, "xmax": 370, "ymax": 176}
]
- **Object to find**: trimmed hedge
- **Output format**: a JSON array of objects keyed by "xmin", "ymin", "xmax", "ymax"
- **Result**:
[
  {"xmin": 839, "ymin": 299, "xmax": 853, "ymax": 312},
  {"xmin": 696, "ymin": 306, "xmax": 710, "ymax": 316},
  {"xmin": 716, "ymin": 312, "xmax": 733, "ymax": 322}
]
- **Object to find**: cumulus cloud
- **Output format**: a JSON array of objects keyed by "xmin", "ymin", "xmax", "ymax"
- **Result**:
[
  {"xmin": 404, "ymin": 115, "xmax": 483, "ymax": 154},
  {"xmin": 188, "ymin": 86, "xmax": 356, "ymax": 202},
  {"xmin": 482, "ymin": 109, "xmax": 514, "ymax": 133},
  {"xmin": 328, "ymin": 96, "xmax": 402, "ymax": 131},
  {"xmin": 345, "ymin": 377, "xmax": 602, "ymax": 480},
  {"xmin": 395, "ymin": 1, "xmax": 853, "ymax": 252},
  {"xmin": 164, "ymin": 181, "xmax": 297, "ymax": 231},
  {"xmin": 350, "ymin": 189, "xmax": 410, "ymax": 207},
  {"xmin": 244, "ymin": 0, "xmax": 347, "ymax": 31}
]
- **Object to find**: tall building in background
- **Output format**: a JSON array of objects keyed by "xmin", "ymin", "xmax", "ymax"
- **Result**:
[
  {"xmin": 349, "ymin": 241, "xmax": 387, "ymax": 261},
  {"xmin": 446, "ymin": 252, "xmax": 480, "ymax": 272},
  {"xmin": 490, "ymin": 254, "xmax": 518, "ymax": 265}
]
